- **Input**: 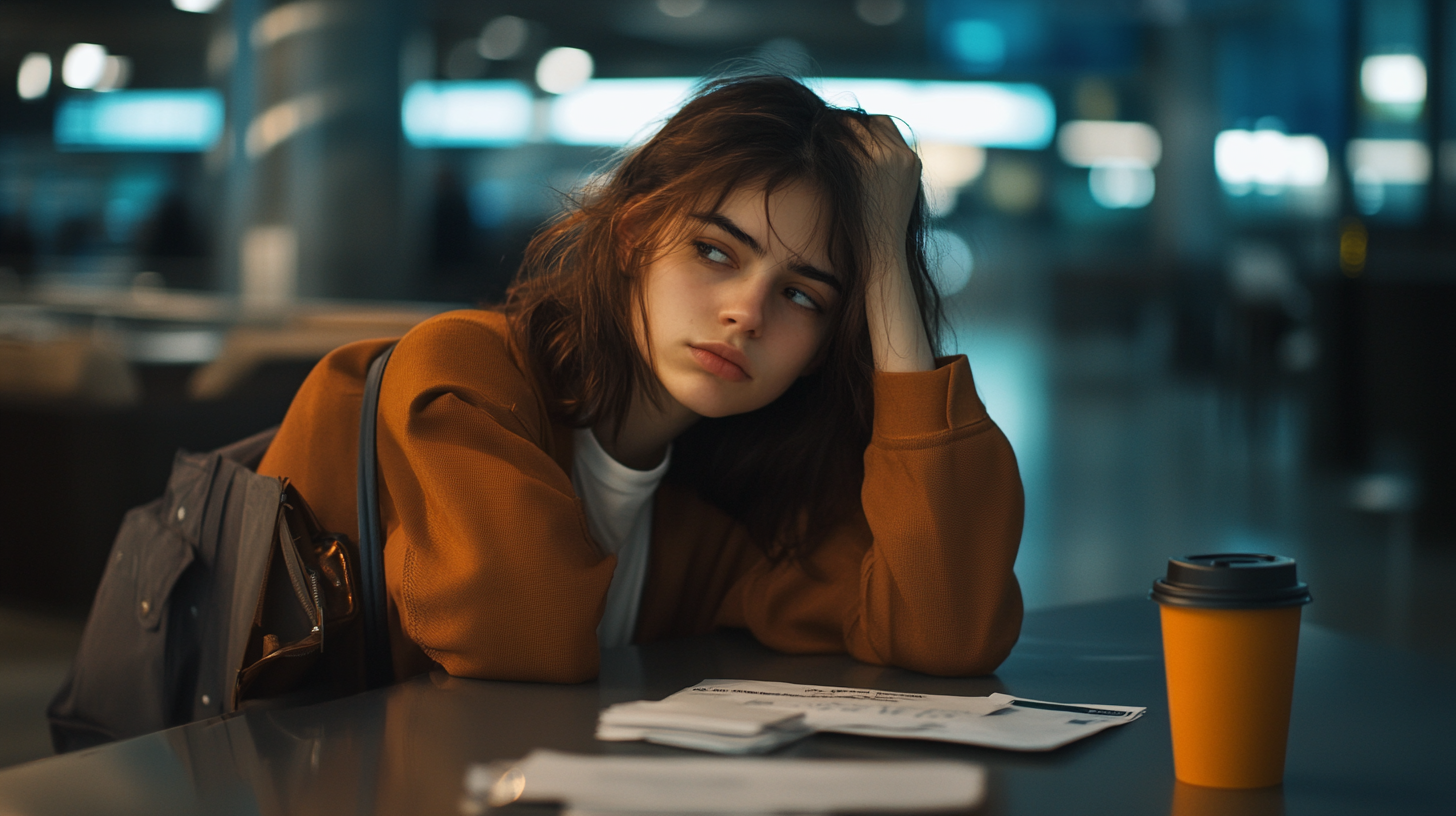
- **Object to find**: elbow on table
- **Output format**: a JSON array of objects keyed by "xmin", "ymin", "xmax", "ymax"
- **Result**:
[
  {"xmin": 916, "ymin": 628, "xmax": 1020, "ymax": 677},
  {"xmin": 860, "ymin": 595, "xmax": 1024, "ymax": 677}
]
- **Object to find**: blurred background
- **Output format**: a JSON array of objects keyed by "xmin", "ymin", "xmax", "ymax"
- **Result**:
[{"xmin": 1, "ymin": 0, "xmax": 1453, "ymax": 767}]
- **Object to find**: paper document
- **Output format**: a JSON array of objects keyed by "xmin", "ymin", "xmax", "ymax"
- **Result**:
[
  {"xmin": 600, "ymin": 696, "xmax": 808, "ymax": 735},
  {"xmin": 463, "ymin": 749, "xmax": 987, "ymax": 814},
  {"xmin": 599, "ymin": 679, "xmax": 1144, "ymax": 753},
  {"xmin": 597, "ymin": 695, "xmax": 814, "ymax": 753}
]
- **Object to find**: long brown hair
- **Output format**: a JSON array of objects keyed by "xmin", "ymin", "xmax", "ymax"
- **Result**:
[{"xmin": 506, "ymin": 74, "xmax": 943, "ymax": 560}]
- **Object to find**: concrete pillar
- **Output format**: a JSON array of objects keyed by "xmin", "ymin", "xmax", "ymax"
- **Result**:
[
  {"xmin": 1147, "ymin": 13, "xmax": 1225, "ymax": 269},
  {"xmin": 214, "ymin": 0, "xmax": 426, "ymax": 306}
]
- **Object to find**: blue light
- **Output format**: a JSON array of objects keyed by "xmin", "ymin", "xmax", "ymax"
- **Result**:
[
  {"xmin": 402, "ymin": 77, "xmax": 1054, "ymax": 151},
  {"xmin": 948, "ymin": 20, "xmax": 1006, "ymax": 70},
  {"xmin": 548, "ymin": 78, "xmax": 696, "ymax": 146},
  {"xmin": 55, "ymin": 90, "xmax": 224, "ymax": 151},
  {"xmin": 818, "ymin": 79, "xmax": 1055, "ymax": 149},
  {"xmin": 402, "ymin": 81, "xmax": 533, "ymax": 148}
]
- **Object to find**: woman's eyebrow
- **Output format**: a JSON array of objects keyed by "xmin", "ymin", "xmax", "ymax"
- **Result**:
[
  {"xmin": 789, "ymin": 261, "xmax": 844, "ymax": 294},
  {"xmin": 690, "ymin": 212, "xmax": 843, "ymax": 294},
  {"xmin": 691, "ymin": 212, "xmax": 761, "ymax": 253}
]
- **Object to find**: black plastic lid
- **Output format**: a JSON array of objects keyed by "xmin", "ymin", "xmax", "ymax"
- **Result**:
[{"xmin": 1150, "ymin": 553, "xmax": 1312, "ymax": 609}]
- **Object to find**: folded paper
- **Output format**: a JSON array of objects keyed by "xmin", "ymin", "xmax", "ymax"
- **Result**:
[{"xmin": 597, "ymin": 679, "xmax": 1144, "ymax": 753}]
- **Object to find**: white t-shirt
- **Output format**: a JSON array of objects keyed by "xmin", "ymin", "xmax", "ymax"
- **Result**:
[{"xmin": 570, "ymin": 427, "xmax": 670, "ymax": 649}]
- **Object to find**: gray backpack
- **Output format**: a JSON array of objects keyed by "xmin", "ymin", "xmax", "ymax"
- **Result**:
[{"xmin": 47, "ymin": 345, "xmax": 396, "ymax": 751}]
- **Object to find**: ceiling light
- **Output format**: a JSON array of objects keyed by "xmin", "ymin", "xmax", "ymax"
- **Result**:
[
  {"xmin": 548, "ymin": 77, "xmax": 695, "ymax": 145},
  {"xmin": 62, "ymin": 43, "xmax": 108, "ymax": 90},
  {"xmin": 54, "ymin": 90, "xmax": 225, "ymax": 151},
  {"xmin": 818, "ymin": 78, "xmax": 1056, "ymax": 149},
  {"xmin": 536, "ymin": 47, "xmax": 593, "ymax": 95},
  {"xmin": 401, "ymin": 81, "xmax": 533, "ymax": 147},
  {"xmin": 1361, "ymin": 54, "xmax": 1426, "ymax": 105},
  {"xmin": 543, "ymin": 77, "xmax": 1055, "ymax": 150},
  {"xmin": 1347, "ymin": 139, "xmax": 1432, "ymax": 185},
  {"xmin": 17, "ymin": 53, "xmax": 52, "ymax": 100},
  {"xmin": 1215, "ymin": 129, "xmax": 1330, "ymax": 192},
  {"xmin": 1057, "ymin": 120, "xmax": 1161, "ymax": 168}
]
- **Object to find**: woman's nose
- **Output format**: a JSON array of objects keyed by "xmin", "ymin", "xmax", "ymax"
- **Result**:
[{"xmin": 718, "ymin": 276, "xmax": 769, "ymax": 335}]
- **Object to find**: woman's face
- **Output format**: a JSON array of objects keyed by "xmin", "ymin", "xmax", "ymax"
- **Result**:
[{"xmin": 636, "ymin": 181, "xmax": 843, "ymax": 419}]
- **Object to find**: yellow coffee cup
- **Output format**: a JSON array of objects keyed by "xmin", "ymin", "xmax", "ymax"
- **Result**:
[{"xmin": 1151, "ymin": 554, "xmax": 1312, "ymax": 789}]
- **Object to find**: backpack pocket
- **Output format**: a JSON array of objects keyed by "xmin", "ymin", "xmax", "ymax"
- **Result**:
[
  {"xmin": 47, "ymin": 450, "xmax": 214, "ymax": 751},
  {"xmin": 235, "ymin": 480, "xmax": 362, "ymax": 705}
]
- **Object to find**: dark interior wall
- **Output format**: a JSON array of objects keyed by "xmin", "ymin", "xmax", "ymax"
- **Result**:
[
  {"xmin": 1313, "ymin": 271, "xmax": 1456, "ymax": 538},
  {"xmin": 1358, "ymin": 281, "xmax": 1456, "ymax": 536},
  {"xmin": 0, "ymin": 365, "xmax": 310, "ymax": 612}
]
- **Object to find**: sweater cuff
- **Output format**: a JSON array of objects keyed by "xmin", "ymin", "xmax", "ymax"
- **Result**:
[{"xmin": 872, "ymin": 354, "xmax": 988, "ymax": 439}]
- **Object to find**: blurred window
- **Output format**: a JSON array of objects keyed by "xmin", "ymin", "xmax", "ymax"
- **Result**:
[{"xmin": 55, "ymin": 90, "xmax": 223, "ymax": 152}]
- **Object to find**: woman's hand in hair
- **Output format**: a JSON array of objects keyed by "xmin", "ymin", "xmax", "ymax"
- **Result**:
[{"xmin": 853, "ymin": 115, "xmax": 935, "ymax": 373}]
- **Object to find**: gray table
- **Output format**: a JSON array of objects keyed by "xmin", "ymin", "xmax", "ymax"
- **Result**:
[{"xmin": 0, "ymin": 598, "xmax": 1450, "ymax": 815}]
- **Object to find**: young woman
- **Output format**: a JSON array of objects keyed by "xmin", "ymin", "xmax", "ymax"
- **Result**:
[{"xmin": 258, "ymin": 75, "xmax": 1024, "ymax": 684}]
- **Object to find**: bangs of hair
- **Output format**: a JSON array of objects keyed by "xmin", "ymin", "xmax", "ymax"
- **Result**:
[{"xmin": 504, "ymin": 74, "xmax": 942, "ymax": 560}]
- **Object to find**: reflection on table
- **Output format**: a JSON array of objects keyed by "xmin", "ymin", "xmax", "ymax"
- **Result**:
[{"xmin": 0, "ymin": 598, "xmax": 1449, "ymax": 815}]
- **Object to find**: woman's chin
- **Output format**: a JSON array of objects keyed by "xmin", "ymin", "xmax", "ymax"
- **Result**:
[
  {"xmin": 667, "ymin": 386, "xmax": 759, "ymax": 420},
  {"xmin": 659, "ymin": 367, "xmax": 796, "ymax": 419}
]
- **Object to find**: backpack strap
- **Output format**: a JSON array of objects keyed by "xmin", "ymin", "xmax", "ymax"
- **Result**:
[{"xmin": 358, "ymin": 343, "xmax": 397, "ymax": 690}]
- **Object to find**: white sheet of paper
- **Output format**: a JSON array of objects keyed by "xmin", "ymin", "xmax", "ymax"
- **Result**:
[
  {"xmin": 600, "ymin": 697, "xmax": 807, "ymax": 735},
  {"xmin": 597, "ymin": 695, "xmax": 815, "ymax": 753},
  {"xmin": 653, "ymin": 680, "xmax": 1143, "ymax": 752},
  {"xmin": 667, "ymin": 679, "xmax": 1008, "ymax": 736},
  {"xmin": 482, "ymin": 749, "xmax": 987, "ymax": 813},
  {"xmin": 972, "ymin": 693, "xmax": 1146, "ymax": 751},
  {"xmin": 596, "ymin": 720, "xmax": 814, "ymax": 754}
]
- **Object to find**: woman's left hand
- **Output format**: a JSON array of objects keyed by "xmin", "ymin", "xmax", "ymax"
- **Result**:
[
  {"xmin": 851, "ymin": 115, "xmax": 935, "ymax": 373},
  {"xmin": 855, "ymin": 115, "xmax": 923, "ymax": 260}
]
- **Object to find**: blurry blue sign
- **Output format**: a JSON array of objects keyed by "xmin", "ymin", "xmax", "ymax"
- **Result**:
[
  {"xmin": 820, "ymin": 79, "xmax": 1055, "ymax": 149},
  {"xmin": 549, "ymin": 78, "xmax": 697, "ymax": 146},
  {"xmin": 406, "ymin": 77, "xmax": 1052, "ymax": 150},
  {"xmin": 55, "ymin": 90, "xmax": 223, "ymax": 151},
  {"xmin": 402, "ymin": 81, "xmax": 533, "ymax": 147}
]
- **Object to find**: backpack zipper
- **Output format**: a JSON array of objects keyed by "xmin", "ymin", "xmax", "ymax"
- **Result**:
[{"xmin": 309, "ymin": 569, "xmax": 324, "ymax": 650}]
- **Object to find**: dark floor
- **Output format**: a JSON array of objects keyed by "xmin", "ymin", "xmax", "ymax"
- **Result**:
[
  {"xmin": 1, "ymin": 292, "xmax": 1452, "ymax": 770},
  {"xmin": 0, "ymin": 608, "xmax": 82, "ymax": 769}
]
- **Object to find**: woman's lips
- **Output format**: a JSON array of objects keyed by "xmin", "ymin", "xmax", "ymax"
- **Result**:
[{"xmin": 689, "ymin": 344, "xmax": 750, "ymax": 382}]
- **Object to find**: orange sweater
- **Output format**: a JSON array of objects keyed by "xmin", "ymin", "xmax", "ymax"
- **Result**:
[{"xmin": 258, "ymin": 309, "xmax": 1023, "ymax": 683}]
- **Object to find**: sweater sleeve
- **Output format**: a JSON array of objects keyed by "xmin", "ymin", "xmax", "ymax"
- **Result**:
[
  {"xmin": 726, "ymin": 354, "xmax": 1024, "ymax": 676},
  {"xmin": 377, "ymin": 313, "xmax": 614, "ymax": 683}
]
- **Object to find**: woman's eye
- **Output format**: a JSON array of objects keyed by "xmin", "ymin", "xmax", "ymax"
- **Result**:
[
  {"xmin": 785, "ymin": 287, "xmax": 822, "ymax": 313},
  {"xmin": 694, "ymin": 241, "xmax": 731, "ymax": 265}
]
